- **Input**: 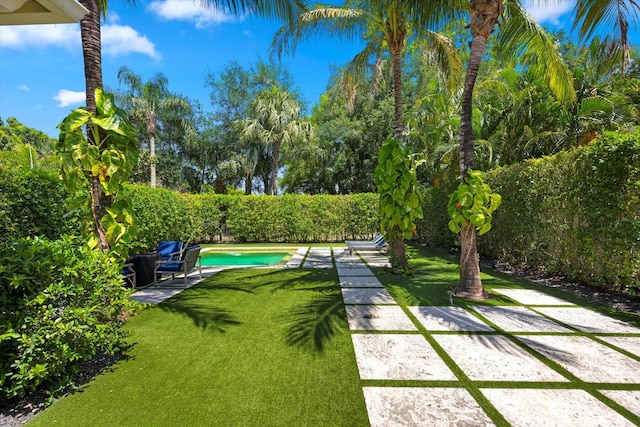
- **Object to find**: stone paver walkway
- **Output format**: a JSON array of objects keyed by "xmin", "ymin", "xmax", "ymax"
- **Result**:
[{"xmin": 131, "ymin": 246, "xmax": 640, "ymax": 425}]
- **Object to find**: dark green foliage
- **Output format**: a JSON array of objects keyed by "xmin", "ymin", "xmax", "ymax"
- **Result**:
[
  {"xmin": 0, "ymin": 236, "xmax": 133, "ymax": 404},
  {"xmin": 0, "ymin": 165, "xmax": 77, "ymax": 244},
  {"xmin": 417, "ymin": 131, "xmax": 640, "ymax": 292}
]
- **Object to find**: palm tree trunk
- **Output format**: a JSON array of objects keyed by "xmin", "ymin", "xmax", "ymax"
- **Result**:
[
  {"xmin": 148, "ymin": 110, "xmax": 157, "ymax": 188},
  {"xmin": 456, "ymin": 0, "xmax": 502, "ymax": 299},
  {"xmin": 79, "ymin": 0, "xmax": 109, "ymax": 252},
  {"xmin": 390, "ymin": 46, "xmax": 404, "ymax": 141},
  {"xmin": 270, "ymin": 141, "xmax": 280, "ymax": 195},
  {"xmin": 245, "ymin": 174, "xmax": 252, "ymax": 195}
]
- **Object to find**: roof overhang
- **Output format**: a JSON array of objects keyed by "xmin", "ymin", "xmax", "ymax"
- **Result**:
[{"xmin": 0, "ymin": 0, "xmax": 88, "ymax": 25}]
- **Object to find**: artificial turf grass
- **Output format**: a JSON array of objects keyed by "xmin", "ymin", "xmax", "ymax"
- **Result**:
[{"xmin": 28, "ymin": 268, "xmax": 369, "ymax": 427}]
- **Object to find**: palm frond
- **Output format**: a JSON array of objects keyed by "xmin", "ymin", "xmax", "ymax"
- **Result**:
[
  {"xmin": 422, "ymin": 30, "xmax": 463, "ymax": 92},
  {"xmin": 497, "ymin": 1, "xmax": 576, "ymax": 104}
]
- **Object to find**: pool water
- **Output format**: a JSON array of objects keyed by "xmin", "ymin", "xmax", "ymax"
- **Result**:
[{"xmin": 200, "ymin": 251, "xmax": 289, "ymax": 267}]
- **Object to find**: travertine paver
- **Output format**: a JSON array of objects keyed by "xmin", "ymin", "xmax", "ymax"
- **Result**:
[
  {"xmin": 303, "ymin": 249, "xmax": 333, "ymax": 268},
  {"xmin": 345, "ymin": 305, "xmax": 418, "ymax": 331},
  {"xmin": 285, "ymin": 247, "xmax": 308, "ymax": 268},
  {"xmin": 481, "ymin": 388, "xmax": 636, "ymax": 427},
  {"xmin": 363, "ymin": 387, "xmax": 494, "ymax": 427},
  {"xmin": 433, "ymin": 334, "xmax": 569, "ymax": 382},
  {"xmin": 599, "ymin": 336, "xmax": 640, "ymax": 358},
  {"xmin": 336, "ymin": 266, "xmax": 375, "ymax": 277},
  {"xmin": 535, "ymin": 307, "xmax": 640, "ymax": 333},
  {"xmin": 339, "ymin": 276, "xmax": 384, "ymax": 288},
  {"xmin": 517, "ymin": 335, "xmax": 640, "ymax": 383},
  {"xmin": 408, "ymin": 306, "xmax": 494, "ymax": 332},
  {"xmin": 471, "ymin": 306, "xmax": 573, "ymax": 332},
  {"xmin": 341, "ymin": 288, "xmax": 396, "ymax": 305},
  {"xmin": 351, "ymin": 334, "xmax": 457, "ymax": 380},
  {"xmin": 600, "ymin": 390, "xmax": 640, "ymax": 419},
  {"xmin": 493, "ymin": 288, "xmax": 576, "ymax": 306}
]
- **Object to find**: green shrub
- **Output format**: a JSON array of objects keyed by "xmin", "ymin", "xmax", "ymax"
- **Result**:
[
  {"xmin": 0, "ymin": 166, "xmax": 78, "ymax": 243},
  {"xmin": 0, "ymin": 236, "xmax": 134, "ymax": 405}
]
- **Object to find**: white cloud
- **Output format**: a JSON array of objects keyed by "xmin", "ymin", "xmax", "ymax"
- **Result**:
[
  {"xmin": 18, "ymin": 84, "xmax": 30, "ymax": 91},
  {"xmin": 0, "ymin": 24, "xmax": 80, "ymax": 49},
  {"xmin": 102, "ymin": 24, "xmax": 161, "ymax": 59},
  {"xmin": 148, "ymin": 0, "xmax": 239, "ymax": 29},
  {"xmin": 523, "ymin": 0, "xmax": 575, "ymax": 25},
  {"xmin": 54, "ymin": 89, "xmax": 85, "ymax": 107}
]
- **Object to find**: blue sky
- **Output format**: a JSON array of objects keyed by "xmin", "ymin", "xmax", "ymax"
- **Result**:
[{"xmin": 0, "ymin": 0, "xmax": 636, "ymax": 138}]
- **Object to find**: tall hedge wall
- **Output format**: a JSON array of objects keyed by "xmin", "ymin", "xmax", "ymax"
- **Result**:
[{"xmin": 416, "ymin": 130, "xmax": 640, "ymax": 292}]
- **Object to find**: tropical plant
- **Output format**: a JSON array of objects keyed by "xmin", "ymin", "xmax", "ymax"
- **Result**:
[
  {"xmin": 57, "ymin": 88, "xmax": 138, "ymax": 259},
  {"xmin": 374, "ymin": 138, "xmax": 423, "ymax": 270},
  {"xmin": 117, "ymin": 66, "xmax": 192, "ymax": 188},
  {"xmin": 234, "ymin": 86, "xmax": 312, "ymax": 195}
]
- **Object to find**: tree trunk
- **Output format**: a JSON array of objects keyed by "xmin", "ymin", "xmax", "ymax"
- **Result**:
[
  {"xmin": 79, "ymin": 0, "xmax": 109, "ymax": 252},
  {"xmin": 270, "ymin": 141, "xmax": 280, "ymax": 195},
  {"xmin": 386, "ymin": 19, "xmax": 405, "ymax": 141},
  {"xmin": 148, "ymin": 110, "xmax": 157, "ymax": 188},
  {"xmin": 389, "ymin": 226, "xmax": 407, "ymax": 270},
  {"xmin": 455, "ymin": 223, "xmax": 488, "ymax": 299},
  {"xmin": 245, "ymin": 174, "xmax": 252, "ymax": 195},
  {"xmin": 456, "ymin": 0, "xmax": 502, "ymax": 299}
]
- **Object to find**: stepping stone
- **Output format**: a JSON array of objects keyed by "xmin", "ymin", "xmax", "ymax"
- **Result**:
[
  {"xmin": 516, "ymin": 335, "xmax": 640, "ymax": 383},
  {"xmin": 600, "ymin": 390, "xmax": 640, "ymax": 419},
  {"xmin": 339, "ymin": 277, "xmax": 383, "ymax": 288},
  {"xmin": 471, "ymin": 306, "xmax": 573, "ymax": 332},
  {"xmin": 599, "ymin": 336, "xmax": 640, "ymax": 358},
  {"xmin": 336, "ymin": 266, "xmax": 374, "ymax": 277},
  {"xmin": 345, "ymin": 305, "xmax": 417, "ymax": 331},
  {"xmin": 351, "ymin": 334, "xmax": 457, "ymax": 380},
  {"xmin": 493, "ymin": 288, "xmax": 575, "ymax": 305},
  {"xmin": 335, "ymin": 261, "xmax": 366, "ymax": 268},
  {"xmin": 433, "ymin": 334, "xmax": 568, "ymax": 382},
  {"xmin": 363, "ymin": 387, "xmax": 493, "ymax": 427},
  {"xmin": 409, "ymin": 306, "xmax": 494, "ymax": 332},
  {"xmin": 341, "ymin": 288, "xmax": 396, "ymax": 305},
  {"xmin": 482, "ymin": 388, "xmax": 635, "ymax": 427},
  {"xmin": 535, "ymin": 307, "xmax": 640, "ymax": 334}
]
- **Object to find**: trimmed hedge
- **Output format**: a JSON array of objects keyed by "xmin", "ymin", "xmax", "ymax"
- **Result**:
[
  {"xmin": 125, "ymin": 185, "xmax": 380, "ymax": 251},
  {"xmin": 416, "ymin": 130, "xmax": 640, "ymax": 293}
]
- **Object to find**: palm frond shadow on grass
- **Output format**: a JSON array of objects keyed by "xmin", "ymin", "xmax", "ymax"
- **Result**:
[
  {"xmin": 157, "ymin": 283, "xmax": 249, "ymax": 333},
  {"xmin": 282, "ymin": 289, "xmax": 348, "ymax": 354}
]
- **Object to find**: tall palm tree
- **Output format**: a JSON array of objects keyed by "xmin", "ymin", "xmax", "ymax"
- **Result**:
[
  {"xmin": 76, "ymin": 0, "xmax": 306, "ymax": 250},
  {"xmin": 272, "ymin": 1, "xmax": 461, "ymax": 267},
  {"xmin": 235, "ymin": 87, "xmax": 311, "ymax": 195},
  {"xmin": 572, "ymin": 0, "xmax": 640, "ymax": 72},
  {"xmin": 117, "ymin": 67, "xmax": 191, "ymax": 188}
]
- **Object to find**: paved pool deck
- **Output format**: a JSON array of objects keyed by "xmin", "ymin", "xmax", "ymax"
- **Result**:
[{"xmin": 131, "ymin": 246, "xmax": 640, "ymax": 426}]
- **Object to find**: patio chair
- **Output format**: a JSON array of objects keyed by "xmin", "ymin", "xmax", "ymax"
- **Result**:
[
  {"xmin": 155, "ymin": 240, "xmax": 183, "ymax": 262},
  {"xmin": 122, "ymin": 262, "xmax": 136, "ymax": 288},
  {"xmin": 154, "ymin": 245, "xmax": 202, "ymax": 288}
]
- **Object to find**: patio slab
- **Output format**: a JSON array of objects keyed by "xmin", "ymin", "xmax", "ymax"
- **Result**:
[
  {"xmin": 516, "ymin": 335, "xmax": 640, "ymax": 383},
  {"xmin": 433, "ymin": 334, "xmax": 569, "ymax": 382},
  {"xmin": 599, "ymin": 336, "xmax": 640, "ymax": 358},
  {"xmin": 470, "ymin": 306, "xmax": 573, "ymax": 332},
  {"xmin": 363, "ymin": 387, "xmax": 494, "ymax": 427},
  {"xmin": 408, "ymin": 306, "xmax": 494, "ymax": 332},
  {"xmin": 341, "ymin": 288, "xmax": 396, "ymax": 305},
  {"xmin": 534, "ymin": 307, "xmax": 640, "ymax": 334},
  {"xmin": 345, "ymin": 305, "xmax": 418, "ymax": 331},
  {"xmin": 600, "ymin": 390, "xmax": 640, "ymax": 419},
  {"xmin": 339, "ymin": 276, "xmax": 384, "ymax": 288},
  {"xmin": 336, "ymin": 266, "xmax": 375, "ymax": 277},
  {"xmin": 481, "ymin": 388, "xmax": 636, "ymax": 427},
  {"xmin": 492, "ymin": 288, "xmax": 575, "ymax": 306},
  {"xmin": 351, "ymin": 334, "xmax": 457, "ymax": 380}
]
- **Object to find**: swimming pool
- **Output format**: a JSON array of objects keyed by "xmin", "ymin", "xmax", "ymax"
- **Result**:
[{"xmin": 200, "ymin": 251, "xmax": 289, "ymax": 267}]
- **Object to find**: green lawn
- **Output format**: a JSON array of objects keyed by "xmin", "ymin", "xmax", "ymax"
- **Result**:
[{"xmin": 28, "ymin": 268, "xmax": 369, "ymax": 427}]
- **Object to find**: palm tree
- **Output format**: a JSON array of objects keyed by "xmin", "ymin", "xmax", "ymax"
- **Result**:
[
  {"xmin": 572, "ymin": 0, "xmax": 640, "ymax": 72},
  {"xmin": 235, "ymin": 87, "xmax": 312, "ymax": 195},
  {"xmin": 117, "ymin": 67, "xmax": 191, "ymax": 188},
  {"xmin": 76, "ymin": 0, "xmax": 306, "ymax": 250}
]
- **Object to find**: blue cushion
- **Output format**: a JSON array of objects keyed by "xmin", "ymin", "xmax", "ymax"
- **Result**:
[{"xmin": 157, "ymin": 241, "xmax": 182, "ymax": 261}]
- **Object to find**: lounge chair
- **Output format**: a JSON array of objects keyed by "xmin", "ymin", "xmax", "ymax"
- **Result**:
[
  {"xmin": 346, "ymin": 238, "xmax": 387, "ymax": 255},
  {"xmin": 345, "ymin": 233, "xmax": 384, "ymax": 246},
  {"xmin": 154, "ymin": 245, "xmax": 202, "ymax": 288}
]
